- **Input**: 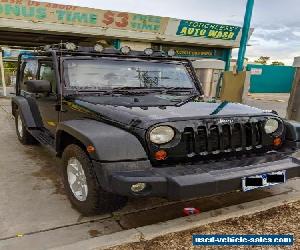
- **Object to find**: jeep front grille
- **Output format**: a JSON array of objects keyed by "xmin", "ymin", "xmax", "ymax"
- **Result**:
[{"xmin": 182, "ymin": 121, "xmax": 263, "ymax": 156}]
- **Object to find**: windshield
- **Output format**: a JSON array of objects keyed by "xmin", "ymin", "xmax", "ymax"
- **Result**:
[{"xmin": 64, "ymin": 58, "xmax": 195, "ymax": 90}]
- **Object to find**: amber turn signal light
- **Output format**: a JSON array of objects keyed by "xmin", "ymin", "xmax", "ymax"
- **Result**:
[
  {"xmin": 87, "ymin": 145, "xmax": 96, "ymax": 153},
  {"xmin": 154, "ymin": 150, "xmax": 167, "ymax": 160},
  {"xmin": 273, "ymin": 137, "xmax": 282, "ymax": 147}
]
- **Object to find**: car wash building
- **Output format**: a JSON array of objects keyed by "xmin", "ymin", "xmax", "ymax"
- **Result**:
[{"xmin": 0, "ymin": 0, "xmax": 251, "ymax": 96}]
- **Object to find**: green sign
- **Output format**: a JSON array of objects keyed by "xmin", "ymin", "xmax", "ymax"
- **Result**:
[
  {"xmin": 158, "ymin": 45, "xmax": 226, "ymax": 59},
  {"xmin": 176, "ymin": 20, "xmax": 241, "ymax": 41}
]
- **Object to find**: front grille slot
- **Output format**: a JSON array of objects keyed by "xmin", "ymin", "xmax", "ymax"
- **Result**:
[
  {"xmin": 209, "ymin": 125, "xmax": 220, "ymax": 152},
  {"xmin": 252, "ymin": 122, "xmax": 262, "ymax": 146},
  {"xmin": 197, "ymin": 126, "xmax": 208, "ymax": 153},
  {"xmin": 183, "ymin": 127, "xmax": 195, "ymax": 154},
  {"xmin": 245, "ymin": 122, "xmax": 253, "ymax": 147},
  {"xmin": 182, "ymin": 119, "xmax": 264, "ymax": 158},
  {"xmin": 232, "ymin": 123, "xmax": 242, "ymax": 149},
  {"xmin": 222, "ymin": 124, "xmax": 231, "ymax": 150}
]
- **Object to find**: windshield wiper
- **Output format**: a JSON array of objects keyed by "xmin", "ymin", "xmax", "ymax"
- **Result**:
[
  {"xmin": 66, "ymin": 86, "xmax": 198, "ymax": 97},
  {"xmin": 110, "ymin": 86, "xmax": 199, "ymax": 96},
  {"xmin": 162, "ymin": 87, "xmax": 196, "ymax": 94},
  {"xmin": 175, "ymin": 93, "xmax": 199, "ymax": 106},
  {"xmin": 110, "ymin": 86, "xmax": 168, "ymax": 96},
  {"xmin": 112, "ymin": 86, "xmax": 148, "ymax": 91},
  {"xmin": 65, "ymin": 89, "xmax": 111, "ymax": 98},
  {"xmin": 110, "ymin": 87, "xmax": 154, "ymax": 95}
]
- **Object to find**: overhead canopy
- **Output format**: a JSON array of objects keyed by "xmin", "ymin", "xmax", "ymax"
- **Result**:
[{"xmin": 0, "ymin": 0, "xmax": 252, "ymax": 48}]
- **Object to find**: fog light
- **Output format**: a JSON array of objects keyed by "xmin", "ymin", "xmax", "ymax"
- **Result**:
[
  {"xmin": 144, "ymin": 48, "xmax": 154, "ymax": 56},
  {"xmin": 120, "ymin": 46, "xmax": 131, "ymax": 55},
  {"xmin": 167, "ymin": 49, "xmax": 176, "ymax": 57},
  {"xmin": 154, "ymin": 150, "xmax": 167, "ymax": 161},
  {"xmin": 131, "ymin": 183, "xmax": 147, "ymax": 193},
  {"xmin": 94, "ymin": 44, "xmax": 104, "ymax": 52},
  {"xmin": 43, "ymin": 45, "xmax": 51, "ymax": 51},
  {"xmin": 65, "ymin": 42, "xmax": 76, "ymax": 51},
  {"xmin": 273, "ymin": 137, "xmax": 282, "ymax": 147}
]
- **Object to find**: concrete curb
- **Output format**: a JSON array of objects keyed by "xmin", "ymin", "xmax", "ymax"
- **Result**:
[{"xmin": 50, "ymin": 191, "xmax": 300, "ymax": 250}]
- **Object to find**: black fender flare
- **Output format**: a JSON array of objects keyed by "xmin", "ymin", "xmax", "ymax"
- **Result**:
[
  {"xmin": 56, "ymin": 120, "xmax": 148, "ymax": 162},
  {"xmin": 11, "ymin": 96, "xmax": 43, "ymax": 128},
  {"xmin": 284, "ymin": 120, "xmax": 300, "ymax": 141}
]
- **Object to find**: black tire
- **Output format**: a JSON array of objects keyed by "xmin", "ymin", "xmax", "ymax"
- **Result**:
[
  {"xmin": 62, "ymin": 144, "xmax": 127, "ymax": 215},
  {"xmin": 15, "ymin": 110, "xmax": 37, "ymax": 145}
]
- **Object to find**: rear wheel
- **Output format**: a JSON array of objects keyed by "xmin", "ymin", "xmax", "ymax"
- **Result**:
[
  {"xmin": 62, "ymin": 144, "xmax": 127, "ymax": 215},
  {"xmin": 15, "ymin": 110, "xmax": 37, "ymax": 145}
]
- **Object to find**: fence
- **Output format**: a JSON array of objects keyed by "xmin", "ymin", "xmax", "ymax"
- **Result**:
[{"xmin": 246, "ymin": 64, "xmax": 295, "ymax": 93}]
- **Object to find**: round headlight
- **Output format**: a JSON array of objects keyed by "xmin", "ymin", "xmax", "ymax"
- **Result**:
[
  {"xmin": 264, "ymin": 118, "xmax": 279, "ymax": 134},
  {"xmin": 150, "ymin": 126, "xmax": 175, "ymax": 144}
]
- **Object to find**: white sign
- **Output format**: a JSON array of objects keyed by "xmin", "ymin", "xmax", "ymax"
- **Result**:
[{"xmin": 250, "ymin": 68, "xmax": 263, "ymax": 75}]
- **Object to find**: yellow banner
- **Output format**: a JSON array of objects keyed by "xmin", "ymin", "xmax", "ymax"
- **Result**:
[{"xmin": 0, "ymin": 0, "xmax": 168, "ymax": 33}]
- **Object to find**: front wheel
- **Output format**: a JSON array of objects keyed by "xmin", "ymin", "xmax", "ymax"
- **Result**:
[
  {"xmin": 15, "ymin": 110, "xmax": 37, "ymax": 145},
  {"xmin": 62, "ymin": 144, "xmax": 127, "ymax": 215}
]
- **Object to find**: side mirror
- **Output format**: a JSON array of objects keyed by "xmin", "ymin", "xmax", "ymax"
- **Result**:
[{"xmin": 25, "ymin": 80, "xmax": 51, "ymax": 94}]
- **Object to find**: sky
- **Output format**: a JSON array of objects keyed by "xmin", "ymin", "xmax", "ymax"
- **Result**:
[{"xmin": 40, "ymin": 0, "xmax": 300, "ymax": 65}]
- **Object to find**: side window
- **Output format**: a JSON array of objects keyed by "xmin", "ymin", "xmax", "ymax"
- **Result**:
[
  {"xmin": 38, "ymin": 63, "xmax": 56, "ymax": 94},
  {"xmin": 21, "ymin": 60, "xmax": 38, "ymax": 90}
]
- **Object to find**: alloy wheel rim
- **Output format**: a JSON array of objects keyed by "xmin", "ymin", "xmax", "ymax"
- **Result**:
[
  {"xmin": 67, "ymin": 157, "xmax": 88, "ymax": 201},
  {"xmin": 17, "ymin": 115, "xmax": 23, "ymax": 138}
]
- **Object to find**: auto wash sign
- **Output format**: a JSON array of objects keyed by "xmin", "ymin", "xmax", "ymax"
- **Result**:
[
  {"xmin": 0, "ymin": 0, "xmax": 168, "ymax": 33},
  {"xmin": 176, "ymin": 20, "xmax": 241, "ymax": 40}
]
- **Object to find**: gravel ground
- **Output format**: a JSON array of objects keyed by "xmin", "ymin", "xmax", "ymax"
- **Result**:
[{"xmin": 109, "ymin": 201, "xmax": 300, "ymax": 250}]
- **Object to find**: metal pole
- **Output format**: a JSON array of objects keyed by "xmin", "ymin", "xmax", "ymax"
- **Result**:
[
  {"xmin": 237, "ymin": 0, "xmax": 254, "ymax": 72},
  {"xmin": 224, "ymin": 49, "xmax": 232, "ymax": 71},
  {"xmin": 0, "ymin": 49, "xmax": 7, "ymax": 97}
]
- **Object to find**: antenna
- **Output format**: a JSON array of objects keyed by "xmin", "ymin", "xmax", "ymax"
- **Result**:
[{"xmin": 59, "ymin": 40, "xmax": 63, "ymax": 114}]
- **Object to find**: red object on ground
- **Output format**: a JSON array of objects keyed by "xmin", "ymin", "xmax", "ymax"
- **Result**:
[{"xmin": 183, "ymin": 207, "xmax": 200, "ymax": 216}]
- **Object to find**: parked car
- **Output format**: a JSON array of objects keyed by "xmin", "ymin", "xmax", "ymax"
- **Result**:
[{"xmin": 12, "ymin": 44, "xmax": 300, "ymax": 215}]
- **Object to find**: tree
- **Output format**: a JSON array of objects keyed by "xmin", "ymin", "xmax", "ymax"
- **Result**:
[
  {"xmin": 254, "ymin": 56, "xmax": 270, "ymax": 65},
  {"xmin": 3, "ymin": 61, "xmax": 17, "ymax": 73},
  {"xmin": 271, "ymin": 61, "xmax": 285, "ymax": 66}
]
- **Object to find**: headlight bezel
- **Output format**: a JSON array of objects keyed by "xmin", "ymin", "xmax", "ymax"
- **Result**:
[
  {"xmin": 149, "ymin": 125, "xmax": 176, "ymax": 145},
  {"xmin": 264, "ymin": 117, "xmax": 283, "ymax": 135}
]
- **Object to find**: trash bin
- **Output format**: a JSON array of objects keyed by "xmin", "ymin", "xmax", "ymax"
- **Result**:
[{"xmin": 192, "ymin": 59, "xmax": 225, "ymax": 98}]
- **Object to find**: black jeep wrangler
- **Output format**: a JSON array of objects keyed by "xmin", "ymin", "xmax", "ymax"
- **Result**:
[{"xmin": 12, "ymin": 44, "xmax": 300, "ymax": 215}]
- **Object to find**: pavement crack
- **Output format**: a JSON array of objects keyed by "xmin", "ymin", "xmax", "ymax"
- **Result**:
[
  {"xmin": 0, "ymin": 104, "xmax": 14, "ymax": 120},
  {"xmin": 115, "ymin": 219, "xmax": 126, "ymax": 230},
  {"xmin": 135, "ymin": 228, "xmax": 146, "ymax": 242},
  {"xmin": 0, "ymin": 216, "xmax": 113, "ymax": 242}
]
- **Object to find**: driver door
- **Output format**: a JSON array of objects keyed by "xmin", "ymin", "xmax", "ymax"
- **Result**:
[{"xmin": 35, "ymin": 61, "xmax": 59, "ymax": 135}]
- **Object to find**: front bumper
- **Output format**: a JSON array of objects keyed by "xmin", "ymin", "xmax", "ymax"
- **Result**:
[{"xmin": 93, "ymin": 153, "xmax": 300, "ymax": 200}]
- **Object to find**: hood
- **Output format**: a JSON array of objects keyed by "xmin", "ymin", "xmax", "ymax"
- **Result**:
[{"xmin": 73, "ymin": 95, "xmax": 267, "ymax": 128}]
